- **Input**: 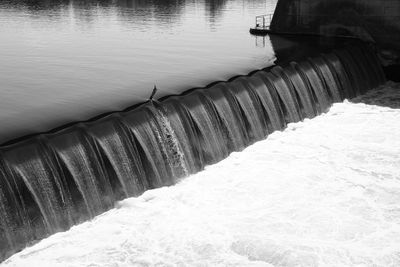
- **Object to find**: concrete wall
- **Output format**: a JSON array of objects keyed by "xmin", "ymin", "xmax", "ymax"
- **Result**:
[{"xmin": 270, "ymin": 0, "xmax": 400, "ymax": 64}]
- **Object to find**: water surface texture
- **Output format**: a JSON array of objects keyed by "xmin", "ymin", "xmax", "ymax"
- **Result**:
[
  {"xmin": 4, "ymin": 82, "xmax": 400, "ymax": 267},
  {"xmin": 0, "ymin": 0, "xmax": 276, "ymax": 143}
]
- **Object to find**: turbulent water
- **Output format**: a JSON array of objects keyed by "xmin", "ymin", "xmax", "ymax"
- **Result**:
[{"xmin": 3, "ymin": 82, "xmax": 400, "ymax": 267}]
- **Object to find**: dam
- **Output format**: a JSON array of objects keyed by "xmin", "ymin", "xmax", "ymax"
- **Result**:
[
  {"xmin": 0, "ymin": 0, "xmax": 399, "ymax": 265},
  {"xmin": 0, "ymin": 42, "xmax": 388, "ymax": 262}
]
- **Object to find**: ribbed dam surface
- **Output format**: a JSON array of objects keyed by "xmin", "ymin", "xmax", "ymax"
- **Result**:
[
  {"xmin": 4, "ymin": 82, "xmax": 400, "ymax": 266},
  {"xmin": 0, "ymin": 42, "xmax": 388, "ymax": 262}
]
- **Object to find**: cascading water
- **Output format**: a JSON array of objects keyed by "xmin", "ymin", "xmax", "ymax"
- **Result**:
[
  {"xmin": 263, "ymin": 70, "xmax": 302, "ymax": 123},
  {"xmin": 159, "ymin": 98, "xmax": 203, "ymax": 174},
  {"xmin": 247, "ymin": 72, "xmax": 286, "ymax": 131},
  {"xmin": 295, "ymin": 60, "xmax": 332, "ymax": 113},
  {"xmin": 229, "ymin": 77, "xmax": 269, "ymax": 142},
  {"xmin": 201, "ymin": 83, "xmax": 249, "ymax": 151},
  {"xmin": 0, "ymin": 43, "xmax": 387, "ymax": 261},
  {"xmin": 322, "ymin": 53, "xmax": 356, "ymax": 99},
  {"xmin": 283, "ymin": 63, "xmax": 319, "ymax": 118},
  {"xmin": 308, "ymin": 57, "xmax": 343, "ymax": 102},
  {"xmin": 86, "ymin": 115, "xmax": 148, "ymax": 199},
  {"xmin": 180, "ymin": 90, "xmax": 230, "ymax": 165}
]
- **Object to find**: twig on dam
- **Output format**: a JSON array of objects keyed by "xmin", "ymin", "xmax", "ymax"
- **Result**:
[{"xmin": 150, "ymin": 85, "xmax": 158, "ymax": 101}]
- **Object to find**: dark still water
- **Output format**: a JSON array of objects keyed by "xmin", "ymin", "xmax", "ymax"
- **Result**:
[{"xmin": 0, "ymin": 0, "xmax": 277, "ymax": 143}]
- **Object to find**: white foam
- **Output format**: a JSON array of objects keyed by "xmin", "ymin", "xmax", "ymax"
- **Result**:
[{"xmin": 3, "ymin": 82, "xmax": 400, "ymax": 267}]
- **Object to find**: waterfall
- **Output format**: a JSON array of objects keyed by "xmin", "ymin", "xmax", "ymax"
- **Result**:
[
  {"xmin": 322, "ymin": 53, "xmax": 356, "ymax": 99},
  {"xmin": 295, "ymin": 60, "xmax": 332, "ymax": 113},
  {"xmin": 248, "ymin": 72, "xmax": 286, "ymax": 131},
  {"xmin": 201, "ymin": 83, "xmax": 249, "ymax": 151},
  {"xmin": 266, "ymin": 69, "xmax": 302, "ymax": 123},
  {"xmin": 0, "ymin": 43, "xmax": 387, "ymax": 261},
  {"xmin": 229, "ymin": 77, "xmax": 269, "ymax": 142},
  {"xmin": 86, "ymin": 115, "xmax": 148, "ymax": 199}
]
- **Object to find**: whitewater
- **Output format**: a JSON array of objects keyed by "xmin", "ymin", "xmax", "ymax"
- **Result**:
[{"xmin": 3, "ymin": 82, "xmax": 400, "ymax": 267}]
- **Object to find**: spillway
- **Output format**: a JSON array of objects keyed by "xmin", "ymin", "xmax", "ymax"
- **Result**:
[
  {"xmin": 2, "ymin": 81, "xmax": 400, "ymax": 266},
  {"xmin": 0, "ymin": 42, "xmax": 387, "ymax": 261}
]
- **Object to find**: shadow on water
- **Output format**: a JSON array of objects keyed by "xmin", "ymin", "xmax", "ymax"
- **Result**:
[
  {"xmin": 0, "ymin": 0, "xmax": 187, "ymax": 24},
  {"xmin": 269, "ymin": 34, "xmax": 365, "ymax": 65},
  {"xmin": 1, "ymin": 0, "xmax": 229, "ymax": 19},
  {"xmin": 205, "ymin": 0, "xmax": 228, "ymax": 29}
]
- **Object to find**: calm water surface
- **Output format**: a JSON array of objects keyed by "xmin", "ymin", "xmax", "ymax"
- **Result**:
[{"xmin": 0, "ymin": 0, "xmax": 277, "ymax": 143}]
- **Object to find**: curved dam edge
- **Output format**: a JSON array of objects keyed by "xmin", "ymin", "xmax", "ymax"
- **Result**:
[
  {"xmin": 0, "ymin": 37, "xmax": 371, "ymax": 148},
  {"xmin": 0, "ymin": 69, "xmax": 269, "ymax": 148},
  {"xmin": 0, "ymin": 42, "xmax": 386, "ymax": 261}
]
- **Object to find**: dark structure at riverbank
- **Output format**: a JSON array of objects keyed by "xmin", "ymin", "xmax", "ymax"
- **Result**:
[{"xmin": 270, "ymin": 0, "xmax": 400, "ymax": 67}]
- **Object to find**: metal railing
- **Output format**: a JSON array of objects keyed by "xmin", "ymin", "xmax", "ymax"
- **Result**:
[{"xmin": 255, "ymin": 14, "xmax": 273, "ymax": 29}]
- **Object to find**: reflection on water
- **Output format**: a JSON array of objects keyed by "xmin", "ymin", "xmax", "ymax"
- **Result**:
[{"xmin": 0, "ymin": 0, "xmax": 277, "ymax": 143}]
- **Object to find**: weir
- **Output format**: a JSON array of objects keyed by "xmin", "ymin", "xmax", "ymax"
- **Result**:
[{"xmin": 0, "ymin": 43, "xmax": 386, "ymax": 261}]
